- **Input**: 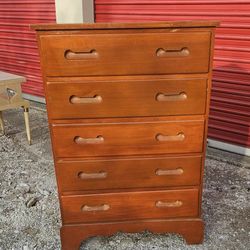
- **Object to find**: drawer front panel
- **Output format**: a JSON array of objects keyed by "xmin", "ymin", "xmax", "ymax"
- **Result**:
[
  {"xmin": 52, "ymin": 120, "xmax": 204, "ymax": 157},
  {"xmin": 40, "ymin": 32, "xmax": 211, "ymax": 76},
  {"xmin": 47, "ymin": 78, "xmax": 207, "ymax": 119},
  {"xmin": 61, "ymin": 189, "xmax": 199, "ymax": 224},
  {"xmin": 57, "ymin": 156, "xmax": 202, "ymax": 192}
]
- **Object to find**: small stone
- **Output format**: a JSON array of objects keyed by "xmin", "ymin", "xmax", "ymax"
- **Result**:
[
  {"xmin": 82, "ymin": 237, "xmax": 103, "ymax": 250},
  {"xmin": 119, "ymin": 238, "xmax": 134, "ymax": 249},
  {"xmin": 24, "ymin": 227, "xmax": 39, "ymax": 236},
  {"xmin": 23, "ymin": 246, "xmax": 30, "ymax": 250},
  {"xmin": 25, "ymin": 197, "xmax": 38, "ymax": 208},
  {"xmin": 37, "ymin": 187, "xmax": 50, "ymax": 196},
  {"xmin": 108, "ymin": 241, "xmax": 116, "ymax": 246},
  {"xmin": 16, "ymin": 183, "xmax": 30, "ymax": 194}
]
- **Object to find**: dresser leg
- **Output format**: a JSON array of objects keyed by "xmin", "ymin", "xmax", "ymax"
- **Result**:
[
  {"xmin": 181, "ymin": 220, "xmax": 204, "ymax": 244},
  {"xmin": 60, "ymin": 219, "xmax": 204, "ymax": 250}
]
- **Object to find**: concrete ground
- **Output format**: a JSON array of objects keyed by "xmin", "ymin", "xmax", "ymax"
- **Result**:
[{"xmin": 0, "ymin": 102, "xmax": 249, "ymax": 250}]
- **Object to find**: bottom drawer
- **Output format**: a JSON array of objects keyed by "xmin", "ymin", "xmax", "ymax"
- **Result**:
[{"xmin": 61, "ymin": 189, "xmax": 199, "ymax": 224}]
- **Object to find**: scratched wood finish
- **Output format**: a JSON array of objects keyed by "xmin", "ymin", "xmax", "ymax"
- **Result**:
[
  {"xmin": 61, "ymin": 189, "xmax": 199, "ymax": 224},
  {"xmin": 32, "ymin": 21, "xmax": 219, "ymax": 249},
  {"xmin": 56, "ymin": 156, "xmax": 202, "ymax": 192},
  {"xmin": 46, "ymin": 78, "xmax": 207, "ymax": 119},
  {"xmin": 51, "ymin": 120, "xmax": 204, "ymax": 157},
  {"xmin": 39, "ymin": 32, "xmax": 211, "ymax": 76}
]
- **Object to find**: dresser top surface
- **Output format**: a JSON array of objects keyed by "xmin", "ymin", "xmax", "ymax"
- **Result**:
[{"xmin": 31, "ymin": 20, "xmax": 219, "ymax": 31}]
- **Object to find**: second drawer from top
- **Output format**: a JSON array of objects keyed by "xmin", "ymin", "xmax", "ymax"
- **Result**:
[{"xmin": 46, "ymin": 78, "xmax": 207, "ymax": 119}]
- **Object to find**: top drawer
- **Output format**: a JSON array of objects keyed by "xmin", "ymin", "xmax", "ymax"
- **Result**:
[{"xmin": 40, "ymin": 32, "xmax": 211, "ymax": 76}]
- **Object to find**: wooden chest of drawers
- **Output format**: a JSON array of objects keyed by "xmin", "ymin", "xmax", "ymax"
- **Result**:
[{"xmin": 32, "ymin": 21, "xmax": 219, "ymax": 250}]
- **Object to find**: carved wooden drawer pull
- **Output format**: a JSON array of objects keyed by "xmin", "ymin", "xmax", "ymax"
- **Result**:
[
  {"xmin": 74, "ymin": 135, "xmax": 104, "ymax": 145},
  {"xmin": 156, "ymin": 132, "xmax": 185, "ymax": 142},
  {"xmin": 155, "ymin": 168, "xmax": 184, "ymax": 176},
  {"xmin": 70, "ymin": 95, "xmax": 102, "ymax": 104},
  {"xmin": 78, "ymin": 171, "xmax": 107, "ymax": 180},
  {"xmin": 155, "ymin": 200, "xmax": 183, "ymax": 208},
  {"xmin": 156, "ymin": 47, "xmax": 189, "ymax": 57},
  {"xmin": 82, "ymin": 204, "xmax": 110, "ymax": 212},
  {"xmin": 156, "ymin": 92, "xmax": 187, "ymax": 102},
  {"xmin": 65, "ymin": 49, "xmax": 98, "ymax": 60}
]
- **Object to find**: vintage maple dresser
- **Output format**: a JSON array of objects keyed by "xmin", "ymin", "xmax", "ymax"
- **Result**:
[{"xmin": 32, "ymin": 21, "xmax": 219, "ymax": 249}]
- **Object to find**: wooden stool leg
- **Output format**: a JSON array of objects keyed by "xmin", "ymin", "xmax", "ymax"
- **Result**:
[
  {"xmin": 0, "ymin": 111, "xmax": 4, "ymax": 135},
  {"xmin": 23, "ymin": 107, "xmax": 31, "ymax": 145}
]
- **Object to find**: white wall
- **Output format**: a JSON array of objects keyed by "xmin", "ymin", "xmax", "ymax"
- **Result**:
[{"xmin": 55, "ymin": 0, "xmax": 94, "ymax": 23}]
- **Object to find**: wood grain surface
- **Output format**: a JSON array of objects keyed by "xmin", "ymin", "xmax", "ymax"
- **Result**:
[
  {"xmin": 60, "ymin": 218, "xmax": 204, "ymax": 249},
  {"xmin": 40, "ymin": 32, "xmax": 211, "ymax": 76},
  {"xmin": 31, "ymin": 20, "xmax": 219, "ymax": 30},
  {"xmin": 61, "ymin": 189, "xmax": 199, "ymax": 224},
  {"xmin": 56, "ymin": 155, "xmax": 202, "ymax": 192},
  {"xmin": 46, "ymin": 78, "xmax": 207, "ymax": 119},
  {"xmin": 51, "ymin": 119, "xmax": 204, "ymax": 157},
  {"xmin": 32, "ymin": 20, "xmax": 219, "ymax": 249}
]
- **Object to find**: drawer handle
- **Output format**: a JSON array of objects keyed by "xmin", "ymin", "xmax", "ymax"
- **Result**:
[
  {"xmin": 156, "ymin": 200, "xmax": 183, "ymax": 208},
  {"xmin": 74, "ymin": 135, "xmax": 104, "ymax": 145},
  {"xmin": 156, "ymin": 47, "xmax": 189, "ymax": 57},
  {"xmin": 65, "ymin": 49, "xmax": 98, "ymax": 60},
  {"xmin": 70, "ymin": 95, "xmax": 103, "ymax": 104},
  {"xmin": 156, "ymin": 92, "xmax": 187, "ymax": 102},
  {"xmin": 78, "ymin": 171, "xmax": 107, "ymax": 180},
  {"xmin": 155, "ymin": 168, "xmax": 184, "ymax": 176},
  {"xmin": 156, "ymin": 132, "xmax": 185, "ymax": 142},
  {"xmin": 82, "ymin": 204, "xmax": 110, "ymax": 212}
]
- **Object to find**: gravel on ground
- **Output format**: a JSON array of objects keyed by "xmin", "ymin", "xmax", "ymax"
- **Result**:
[{"xmin": 0, "ymin": 103, "xmax": 249, "ymax": 250}]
